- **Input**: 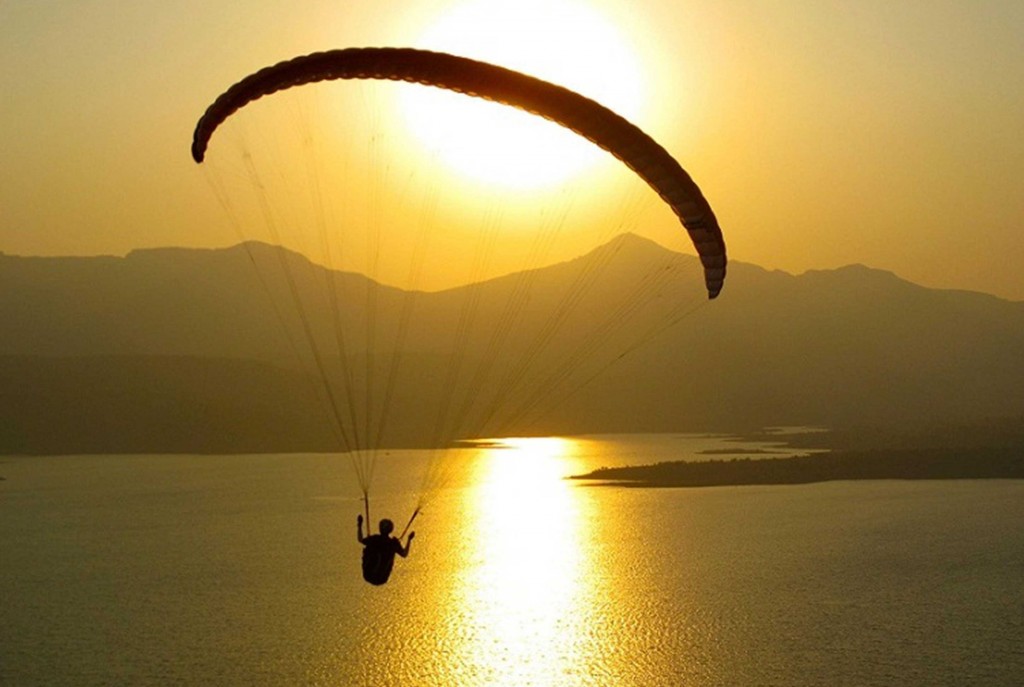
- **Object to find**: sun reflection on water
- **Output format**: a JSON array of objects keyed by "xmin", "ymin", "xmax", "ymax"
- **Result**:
[{"xmin": 450, "ymin": 437, "xmax": 600, "ymax": 685}]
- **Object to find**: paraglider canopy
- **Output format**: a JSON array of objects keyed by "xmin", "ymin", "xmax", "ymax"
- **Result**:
[{"xmin": 192, "ymin": 47, "xmax": 726, "ymax": 298}]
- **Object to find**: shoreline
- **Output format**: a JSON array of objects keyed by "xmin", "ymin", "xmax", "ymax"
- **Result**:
[{"xmin": 569, "ymin": 445, "xmax": 1024, "ymax": 488}]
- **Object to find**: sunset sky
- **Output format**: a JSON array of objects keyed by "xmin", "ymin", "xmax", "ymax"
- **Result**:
[{"xmin": 2, "ymin": 0, "xmax": 1022, "ymax": 298}]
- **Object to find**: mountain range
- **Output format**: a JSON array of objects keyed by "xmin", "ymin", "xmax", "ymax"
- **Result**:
[{"xmin": 2, "ymin": 234, "xmax": 1022, "ymax": 454}]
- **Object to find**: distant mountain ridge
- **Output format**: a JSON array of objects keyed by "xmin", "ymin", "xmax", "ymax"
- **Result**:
[{"xmin": 2, "ymin": 235, "xmax": 1023, "ymax": 454}]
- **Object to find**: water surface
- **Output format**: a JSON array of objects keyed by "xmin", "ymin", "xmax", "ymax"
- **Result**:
[{"xmin": 2, "ymin": 435, "xmax": 1021, "ymax": 685}]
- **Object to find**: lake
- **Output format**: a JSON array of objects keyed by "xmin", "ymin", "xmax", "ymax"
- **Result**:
[{"xmin": 2, "ymin": 434, "xmax": 1022, "ymax": 686}]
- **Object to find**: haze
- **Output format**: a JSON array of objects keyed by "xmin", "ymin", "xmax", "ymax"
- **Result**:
[{"xmin": 2, "ymin": 1, "xmax": 1022, "ymax": 298}]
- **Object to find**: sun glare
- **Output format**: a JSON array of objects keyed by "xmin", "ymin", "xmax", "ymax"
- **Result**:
[
  {"xmin": 401, "ymin": 0, "xmax": 647, "ymax": 190},
  {"xmin": 464, "ymin": 436, "xmax": 581, "ymax": 586},
  {"xmin": 447, "ymin": 436, "xmax": 601, "ymax": 681}
]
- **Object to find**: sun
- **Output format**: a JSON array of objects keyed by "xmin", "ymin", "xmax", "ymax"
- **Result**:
[{"xmin": 400, "ymin": 0, "xmax": 647, "ymax": 190}]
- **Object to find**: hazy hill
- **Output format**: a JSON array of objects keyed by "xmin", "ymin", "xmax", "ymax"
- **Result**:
[{"xmin": 2, "ymin": 235, "xmax": 1023, "ymax": 453}]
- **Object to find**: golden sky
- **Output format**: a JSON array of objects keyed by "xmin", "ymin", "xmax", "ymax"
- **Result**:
[{"xmin": 2, "ymin": 0, "xmax": 1022, "ymax": 298}]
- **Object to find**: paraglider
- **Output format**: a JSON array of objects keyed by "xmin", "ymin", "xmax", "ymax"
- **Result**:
[
  {"xmin": 357, "ymin": 515, "xmax": 414, "ymax": 586},
  {"xmin": 192, "ymin": 47, "xmax": 727, "ymax": 585}
]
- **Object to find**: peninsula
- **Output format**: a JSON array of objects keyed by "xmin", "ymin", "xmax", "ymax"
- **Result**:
[{"xmin": 570, "ymin": 445, "xmax": 1024, "ymax": 488}]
